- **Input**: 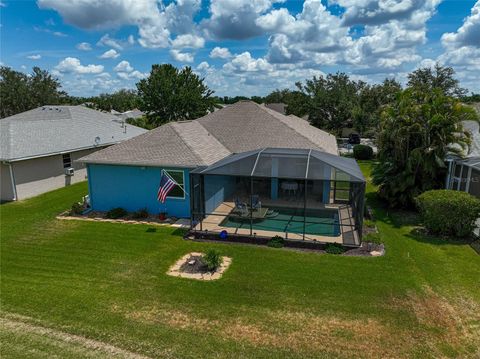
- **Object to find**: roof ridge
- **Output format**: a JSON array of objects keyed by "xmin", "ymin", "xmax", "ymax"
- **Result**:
[
  {"xmin": 259, "ymin": 104, "xmax": 329, "ymax": 151},
  {"xmin": 168, "ymin": 122, "xmax": 206, "ymax": 165}
]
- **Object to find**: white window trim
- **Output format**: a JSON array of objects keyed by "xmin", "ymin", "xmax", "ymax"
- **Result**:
[{"xmin": 164, "ymin": 169, "xmax": 185, "ymax": 200}]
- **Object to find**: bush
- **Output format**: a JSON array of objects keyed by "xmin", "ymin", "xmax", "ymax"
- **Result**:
[
  {"xmin": 105, "ymin": 207, "xmax": 127, "ymax": 219},
  {"xmin": 267, "ymin": 235, "xmax": 285, "ymax": 248},
  {"xmin": 353, "ymin": 144, "xmax": 374, "ymax": 160},
  {"xmin": 203, "ymin": 249, "xmax": 222, "ymax": 271},
  {"xmin": 132, "ymin": 207, "xmax": 149, "ymax": 219},
  {"xmin": 325, "ymin": 243, "xmax": 345, "ymax": 254},
  {"xmin": 70, "ymin": 202, "xmax": 84, "ymax": 215},
  {"xmin": 416, "ymin": 190, "xmax": 480, "ymax": 238}
]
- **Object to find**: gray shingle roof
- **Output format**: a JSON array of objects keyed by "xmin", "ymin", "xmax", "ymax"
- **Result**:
[
  {"xmin": 80, "ymin": 101, "xmax": 339, "ymax": 167},
  {"xmin": 197, "ymin": 101, "xmax": 338, "ymax": 154},
  {"xmin": 0, "ymin": 106, "xmax": 147, "ymax": 161}
]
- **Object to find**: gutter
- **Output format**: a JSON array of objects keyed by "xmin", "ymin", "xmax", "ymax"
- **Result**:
[{"xmin": 2, "ymin": 141, "xmax": 122, "ymax": 163}]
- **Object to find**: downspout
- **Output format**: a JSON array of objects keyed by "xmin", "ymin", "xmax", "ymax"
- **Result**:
[{"xmin": 6, "ymin": 162, "xmax": 18, "ymax": 201}]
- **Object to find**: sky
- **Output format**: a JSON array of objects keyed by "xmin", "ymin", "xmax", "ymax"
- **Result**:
[{"xmin": 0, "ymin": 0, "xmax": 479, "ymax": 97}]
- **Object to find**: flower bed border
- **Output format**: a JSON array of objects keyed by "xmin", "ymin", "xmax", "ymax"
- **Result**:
[
  {"xmin": 56, "ymin": 211, "xmax": 188, "ymax": 228},
  {"xmin": 167, "ymin": 252, "xmax": 232, "ymax": 281}
]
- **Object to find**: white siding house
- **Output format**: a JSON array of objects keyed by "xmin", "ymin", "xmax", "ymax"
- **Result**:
[{"xmin": 0, "ymin": 105, "xmax": 146, "ymax": 202}]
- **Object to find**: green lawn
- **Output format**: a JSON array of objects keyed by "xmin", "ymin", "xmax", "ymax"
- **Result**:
[{"xmin": 1, "ymin": 162, "xmax": 479, "ymax": 358}]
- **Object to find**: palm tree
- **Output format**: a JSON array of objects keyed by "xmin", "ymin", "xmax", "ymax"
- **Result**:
[{"xmin": 372, "ymin": 88, "xmax": 478, "ymax": 208}]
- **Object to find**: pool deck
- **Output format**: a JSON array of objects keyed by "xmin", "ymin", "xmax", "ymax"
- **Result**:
[{"xmin": 194, "ymin": 201, "xmax": 360, "ymax": 246}]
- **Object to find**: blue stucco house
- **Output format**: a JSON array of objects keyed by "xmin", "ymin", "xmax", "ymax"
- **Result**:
[{"xmin": 79, "ymin": 101, "xmax": 366, "ymax": 246}]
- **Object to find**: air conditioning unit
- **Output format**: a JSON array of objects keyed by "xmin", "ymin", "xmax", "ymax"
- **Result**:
[{"xmin": 65, "ymin": 167, "xmax": 74, "ymax": 176}]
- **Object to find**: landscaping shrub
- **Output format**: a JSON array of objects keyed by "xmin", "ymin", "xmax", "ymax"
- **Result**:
[
  {"xmin": 267, "ymin": 235, "xmax": 285, "ymax": 248},
  {"xmin": 202, "ymin": 249, "xmax": 222, "ymax": 271},
  {"xmin": 416, "ymin": 190, "xmax": 480, "ymax": 238},
  {"xmin": 353, "ymin": 144, "xmax": 374, "ymax": 160},
  {"xmin": 325, "ymin": 243, "xmax": 345, "ymax": 254},
  {"xmin": 132, "ymin": 207, "xmax": 149, "ymax": 219},
  {"xmin": 70, "ymin": 202, "xmax": 84, "ymax": 215},
  {"xmin": 105, "ymin": 207, "xmax": 128, "ymax": 219}
]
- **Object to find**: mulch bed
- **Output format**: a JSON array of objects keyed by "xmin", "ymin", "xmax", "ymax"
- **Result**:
[{"xmin": 179, "ymin": 255, "xmax": 211, "ymax": 274}]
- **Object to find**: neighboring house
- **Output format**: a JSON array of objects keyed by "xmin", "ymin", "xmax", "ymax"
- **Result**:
[
  {"xmin": 113, "ymin": 109, "xmax": 145, "ymax": 121},
  {"xmin": 0, "ymin": 106, "xmax": 147, "ymax": 202},
  {"xmin": 80, "ymin": 101, "xmax": 365, "ymax": 246},
  {"xmin": 264, "ymin": 103, "xmax": 287, "ymax": 115},
  {"xmin": 445, "ymin": 120, "xmax": 480, "ymax": 199}
]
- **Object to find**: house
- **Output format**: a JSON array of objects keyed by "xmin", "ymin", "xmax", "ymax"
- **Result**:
[
  {"xmin": 264, "ymin": 103, "xmax": 287, "ymax": 115},
  {"xmin": 80, "ymin": 101, "xmax": 365, "ymax": 246},
  {"xmin": 445, "ymin": 120, "xmax": 480, "ymax": 199},
  {"xmin": 113, "ymin": 109, "xmax": 145, "ymax": 121},
  {"xmin": 0, "ymin": 105, "xmax": 147, "ymax": 202}
]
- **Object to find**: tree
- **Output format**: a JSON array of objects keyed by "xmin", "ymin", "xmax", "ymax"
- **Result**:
[
  {"xmin": 407, "ymin": 63, "xmax": 467, "ymax": 98},
  {"xmin": 264, "ymin": 89, "xmax": 291, "ymax": 104},
  {"xmin": 88, "ymin": 89, "xmax": 140, "ymax": 112},
  {"xmin": 353, "ymin": 79, "xmax": 402, "ymax": 134},
  {"xmin": 372, "ymin": 88, "xmax": 478, "ymax": 208},
  {"xmin": 137, "ymin": 64, "xmax": 215, "ymax": 126},
  {"xmin": 0, "ymin": 66, "xmax": 65, "ymax": 118},
  {"xmin": 293, "ymin": 73, "xmax": 360, "ymax": 135}
]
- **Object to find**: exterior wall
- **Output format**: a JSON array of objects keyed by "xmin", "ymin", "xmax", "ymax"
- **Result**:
[
  {"xmin": 204, "ymin": 175, "xmax": 236, "ymax": 213},
  {"xmin": 87, "ymin": 164, "xmax": 191, "ymax": 218},
  {"xmin": 0, "ymin": 163, "xmax": 15, "ymax": 202},
  {"xmin": 10, "ymin": 148, "xmax": 101, "ymax": 200}
]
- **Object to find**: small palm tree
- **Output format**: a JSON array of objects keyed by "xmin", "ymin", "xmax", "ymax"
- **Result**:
[{"xmin": 372, "ymin": 88, "xmax": 478, "ymax": 208}]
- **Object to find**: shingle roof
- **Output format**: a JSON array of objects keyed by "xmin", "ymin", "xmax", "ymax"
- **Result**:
[
  {"xmin": 0, "ymin": 106, "xmax": 147, "ymax": 161},
  {"xmin": 197, "ymin": 101, "xmax": 338, "ymax": 154},
  {"xmin": 80, "ymin": 101, "xmax": 338, "ymax": 167}
]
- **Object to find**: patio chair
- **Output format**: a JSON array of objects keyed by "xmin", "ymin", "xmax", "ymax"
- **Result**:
[
  {"xmin": 251, "ymin": 195, "xmax": 261, "ymax": 210},
  {"xmin": 234, "ymin": 198, "xmax": 248, "ymax": 216}
]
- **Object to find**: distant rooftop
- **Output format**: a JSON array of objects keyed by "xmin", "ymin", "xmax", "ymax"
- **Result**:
[
  {"xmin": 0, "ymin": 105, "xmax": 147, "ymax": 161},
  {"xmin": 264, "ymin": 103, "xmax": 287, "ymax": 115}
]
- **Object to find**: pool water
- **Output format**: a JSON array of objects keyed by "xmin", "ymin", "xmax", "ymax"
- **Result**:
[{"xmin": 220, "ymin": 207, "xmax": 340, "ymax": 237}]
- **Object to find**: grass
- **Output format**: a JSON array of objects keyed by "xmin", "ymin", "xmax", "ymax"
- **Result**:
[{"xmin": 1, "ymin": 162, "xmax": 479, "ymax": 358}]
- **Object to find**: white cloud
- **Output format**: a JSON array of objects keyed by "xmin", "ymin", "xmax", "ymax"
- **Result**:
[
  {"xmin": 33, "ymin": 26, "xmax": 68, "ymax": 37},
  {"xmin": 170, "ymin": 49, "xmax": 194, "ymax": 63},
  {"xmin": 332, "ymin": 0, "xmax": 440, "ymax": 26},
  {"xmin": 202, "ymin": 0, "xmax": 285, "ymax": 40},
  {"xmin": 197, "ymin": 61, "xmax": 210, "ymax": 71},
  {"xmin": 209, "ymin": 47, "xmax": 232, "ymax": 59},
  {"xmin": 27, "ymin": 54, "xmax": 42, "ymax": 60},
  {"xmin": 97, "ymin": 34, "xmax": 124, "ymax": 50},
  {"xmin": 112, "ymin": 60, "xmax": 146, "ymax": 80},
  {"xmin": 442, "ymin": 1, "xmax": 480, "ymax": 48},
  {"xmin": 99, "ymin": 49, "xmax": 120, "ymax": 59},
  {"xmin": 76, "ymin": 42, "xmax": 92, "ymax": 51},
  {"xmin": 223, "ymin": 52, "xmax": 273, "ymax": 72},
  {"xmin": 38, "ymin": 0, "xmax": 200, "ymax": 49},
  {"xmin": 171, "ymin": 34, "xmax": 205, "ymax": 49},
  {"xmin": 114, "ymin": 60, "xmax": 133, "ymax": 72},
  {"xmin": 55, "ymin": 57, "xmax": 104, "ymax": 74}
]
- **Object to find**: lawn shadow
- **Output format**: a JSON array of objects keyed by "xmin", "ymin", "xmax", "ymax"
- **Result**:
[{"xmin": 365, "ymin": 192, "xmax": 420, "ymax": 229}]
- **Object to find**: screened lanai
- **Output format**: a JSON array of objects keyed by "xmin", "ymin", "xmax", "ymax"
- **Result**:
[{"xmin": 189, "ymin": 148, "xmax": 366, "ymax": 246}]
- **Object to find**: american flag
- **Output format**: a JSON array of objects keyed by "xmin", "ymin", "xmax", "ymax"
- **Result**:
[{"xmin": 157, "ymin": 172, "xmax": 177, "ymax": 203}]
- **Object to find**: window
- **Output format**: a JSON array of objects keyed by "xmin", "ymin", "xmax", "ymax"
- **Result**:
[
  {"xmin": 62, "ymin": 153, "xmax": 72, "ymax": 168},
  {"xmin": 165, "ymin": 170, "xmax": 185, "ymax": 199}
]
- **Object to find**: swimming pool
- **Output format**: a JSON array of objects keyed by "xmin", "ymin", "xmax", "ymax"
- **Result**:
[{"xmin": 220, "ymin": 207, "xmax": 340, "ymax": 237}]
